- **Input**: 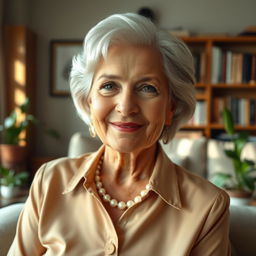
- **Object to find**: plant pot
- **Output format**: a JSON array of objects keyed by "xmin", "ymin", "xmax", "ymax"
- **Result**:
[
  {"xmin": 226, "ymin": 190, "xmax": 252, "ymax": 206},
  {"xmin": 0, "ymin": 185, "xmax": 21, "ymax": 198},
  {"xmin": 0, "ymin": 144, "xmax": 28, "ymax": 172}
]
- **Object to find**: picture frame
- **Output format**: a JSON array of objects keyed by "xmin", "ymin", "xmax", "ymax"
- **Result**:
[{"xmin": 50, "ymin": 40, "xmax": 83, "ymax": 96}]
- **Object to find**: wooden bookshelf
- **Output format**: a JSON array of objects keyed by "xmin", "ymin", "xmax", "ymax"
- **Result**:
[{"xmin": 181, "ymin": 36, "xmax": 256, "ymax": 138}]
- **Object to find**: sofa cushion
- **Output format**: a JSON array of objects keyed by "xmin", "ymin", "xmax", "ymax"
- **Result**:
[
  {"xmin": 68, "ymin": 133, "xmax": 102, "ymax": 157},
  {"xmin": 161, "ymin": 137, "xmax": 207, "ymax": 177},
  {"xmin": 0, "ymin": 203, "xmax": 24, "ymax": 255},
  {"xmin": 229, "ymin": 205, "xmax": 256, "ymax": 256}
]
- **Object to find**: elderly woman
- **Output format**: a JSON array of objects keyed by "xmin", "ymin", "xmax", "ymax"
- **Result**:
[{"xmin": 9, "ymin": 13, "xmax": 230, "ymax": 255}]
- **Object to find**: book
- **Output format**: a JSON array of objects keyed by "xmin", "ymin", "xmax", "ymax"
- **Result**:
[
  {"xmin": 249, "ymin": 98, "xmax": 256, "ymax": 125},
  {"xmin": 242, "ymin": 53, "xmax": 252, "ymax": 83},
  {"xmin": 211, "ymin": 47, "xmax": 222, "ymax": 84},
  {"xmin": 200, "ymin": 52, "xmax": 206, "ymax": 83},
  {"xmin": 225, "ymin": 51, "xmax": 233, "ymax": 84},
  {"xmin": 250, "ymin": 54, "xmax": 256, "ymax": 84}
]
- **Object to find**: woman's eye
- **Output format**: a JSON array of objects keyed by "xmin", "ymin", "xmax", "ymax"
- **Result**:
[
  {"xmin": 138, "ymin": 84, "xmax": 159, "ymax": 94},
  {"xmin": 101, "ymin": 83, "xmax": 115, "ymax": 90},
  {"xmin": 99, "ymin": 82, "xmax": 118, "ymax": 95}
]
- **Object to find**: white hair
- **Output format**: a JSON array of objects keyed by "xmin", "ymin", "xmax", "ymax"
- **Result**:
[{"xmin": 70, "ymin": 13, "xmax": 196, "ymax": 142}]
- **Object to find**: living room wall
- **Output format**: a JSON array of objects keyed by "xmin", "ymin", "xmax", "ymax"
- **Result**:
[{"xmin": 4, "ymin": 0, "xmax": 256, "ymax": 157}]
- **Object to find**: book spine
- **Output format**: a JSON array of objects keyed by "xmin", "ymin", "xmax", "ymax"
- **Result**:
[
  {"xmin": 211, "ymin": 47, "xmax": 222, "ymax": 84},
  {"xmin": 226, "ymin": 51, "xmax": 232, "ymax": 84},
  {"xmin": 249, "ymin": 99, "xmax": 256, "ymax": 125}
]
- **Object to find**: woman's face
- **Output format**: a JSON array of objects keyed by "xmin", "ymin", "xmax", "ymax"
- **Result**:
[{"xmin": 88, "ymin": 44, "xmax": 174, "ymax": 153}]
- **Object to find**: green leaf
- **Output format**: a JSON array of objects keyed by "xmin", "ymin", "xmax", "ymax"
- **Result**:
[
  {"xmin": 224, "ymin": 149, "xmax": 238, "ymax": 160},
  {"xmin": 222, "ymin": 108, "xmax": 234, "ymax": 135},
  {"xmin": 240, "ymin": 174, "xmax": 255, "ymax": 191},
  {"xmin": 4, "ymin": 111, "xmax": 17, "ymax": 128},
  {"xmin": 20, "ymin": 120, "xmax": 29, "ymax": 130},
  {"xmin": 0, "ymin": 168, "xmax": 29, "ymax": 186},
  {"xmin": 20, "ymin": 98, "xmax": 30, "ymax": 113},
  {"xmin": 211, "ymin": 173, "xmax": 232, "ymax": 188},
  {"xmin": 0, "ymin": 166, "xmax": 10, "ymax": 176},
  {"xmin": 244, "ymin": 159, "xmax": 255, "ymax": 166},
  {"xmin": 5, "ymin": 127, "xmax": 22, "ymax": 144},
  {"xmin": 26, "ymin": 114, "xmax": 38, "ymax": 124}
]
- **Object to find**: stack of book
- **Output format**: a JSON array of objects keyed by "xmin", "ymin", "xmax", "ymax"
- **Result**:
[
  {"xmin": 213, "ymin": 96, "xmax": 256, "ymax": 125},
  {"xmin": 211, "ymin": 47, "xmax": 256, "ymax": 84},
  {"xmin": 188, "ymin": 101, "xmax": 206, "ymax": 125}
]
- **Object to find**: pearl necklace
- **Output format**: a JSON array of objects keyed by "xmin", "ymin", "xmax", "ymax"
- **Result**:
[{"xmin": 95, "ymin": 156, "xmax": 152, "ymax": 210}]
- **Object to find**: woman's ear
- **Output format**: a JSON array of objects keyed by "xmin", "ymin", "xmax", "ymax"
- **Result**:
[{"xmin": 87, "ymin": 95, "xmax": 92, "ymax": 107}]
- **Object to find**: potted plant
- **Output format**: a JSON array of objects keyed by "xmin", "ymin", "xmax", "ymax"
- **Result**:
[
  {"xmin": 0, "ymin": 98, "xmax": 60, "ymax": 171},
  {"xmin": 0, "ymin": 165, "xmax": 29, "ymax": 198},
  {"xmin": 211, "ymin": 108, "xmax": 256, "ymax": 205}
]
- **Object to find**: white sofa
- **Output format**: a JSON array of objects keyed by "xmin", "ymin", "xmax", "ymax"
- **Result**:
[
  {"xmin": 0, "ymin": 203, "xmax": 24, "ymax": 256},
  {"xmin": 1, "ymin": 133, "xmax": 256, "ymax": 256}
]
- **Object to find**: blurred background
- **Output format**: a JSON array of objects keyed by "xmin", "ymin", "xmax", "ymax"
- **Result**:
[{"xmin": 1, "ymin": 0, "xmax": 256, "ymax": 157}]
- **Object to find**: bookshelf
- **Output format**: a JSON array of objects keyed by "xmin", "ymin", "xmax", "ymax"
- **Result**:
[{"xmin": 180, "ymin": 36, "xmax": 256, "ymax": 139}]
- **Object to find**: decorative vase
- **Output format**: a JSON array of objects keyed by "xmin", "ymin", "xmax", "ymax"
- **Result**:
[
  {"xmin": 226, "ymin": 190, "xmax": 252, "ymax": 206},
  {"xmin": 0, "ymin": 144, "xmax": 28, "ymax": 172},
  {"xmin": 0, "ymin": 185, "xmax": 21, "ymax": 199}
]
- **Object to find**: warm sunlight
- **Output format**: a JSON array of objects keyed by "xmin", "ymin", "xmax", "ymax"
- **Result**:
[
  {"xmin": 14, "ymin": 59, "xmax": 26, "ymax": 145},
  {"xmin": 14, "ymin": 59, "xmax": 25, "ymax": 89}
]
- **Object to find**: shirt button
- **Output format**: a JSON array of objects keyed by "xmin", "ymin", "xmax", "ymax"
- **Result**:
[{"xmin": 105, "ymin": 241, "xmax": 116, "ymax": 255}]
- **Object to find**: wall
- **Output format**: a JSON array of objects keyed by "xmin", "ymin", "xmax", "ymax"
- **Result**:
[
  {"xmin": 0, "ymin": 0, "xmax": 4, "ymax": 124},
  {"xmin": 4, "ymin": 0, "xmax": 256, "ymax": 156}
]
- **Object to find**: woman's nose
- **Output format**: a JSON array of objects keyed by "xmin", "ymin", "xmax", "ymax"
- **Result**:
[{"xmin": 115, "ymin": 90, "xmax": 139, "ymax": 116}]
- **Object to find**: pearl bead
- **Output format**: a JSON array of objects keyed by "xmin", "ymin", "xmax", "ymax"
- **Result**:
[
  {"xmin": 96, "ymin": 181, "xmax": 103, "ymax": 188},
  {"xmin": 103, "ymin": 194, "xmax": 111, "ymax": 202},
  {"xmin": 95, "ymin": 156, "xmax": 151, "ymax": 211},
  {"xmin": 110, "ymin": 199, "xmax": 118, "ymax": 207},
  {"xmin": 99, "ymin": 188, "xmax": 106, "ymax": 195},
  {"xmin": 146, "ymin": 184, "xmax": 152, "ymax": 190},
  {"xmin": 118, "ymin": 201, "xmax": 126, "ymax": 210},
  {"xmin": 140, "ymin": 190, "xmax": 148, "ymax": 197},
  {"xmin": 134, "ymin": 196, "xmax": 142, "ymax": 203},
  {"xmin": 127, "ymin": 200, "xmax": 134, "ymax": 208}
]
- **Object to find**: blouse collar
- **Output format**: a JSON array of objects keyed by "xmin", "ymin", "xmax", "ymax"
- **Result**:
[{"xmin": 63, "ymin": 144, "xmax": 182, "ymax": 210}]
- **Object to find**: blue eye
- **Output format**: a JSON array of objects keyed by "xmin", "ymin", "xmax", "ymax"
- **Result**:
[
  {"xmin": 99, "ymin": 82, "xmax": 118, "ymax": 95},
  {"xmin": 101, "ymin": 83, "xmax": 115, "ymax": 90},
  {"xmin": 139, "ymin": 84, "xmax": 158, "ymax": 94}
]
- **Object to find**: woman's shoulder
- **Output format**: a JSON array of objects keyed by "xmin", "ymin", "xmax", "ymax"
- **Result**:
[
  {"xmin": 174, "ymin": 164, "xmax": 229, "ymax": 207},
  {"xmin": 33, "ymin": 153, "xmax": 93, "ymax": 186}
]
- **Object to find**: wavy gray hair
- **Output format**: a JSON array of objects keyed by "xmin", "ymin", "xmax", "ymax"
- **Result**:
[{"xmin": 70, "ymin": 13, "xmax": 196, "ymax": 142}]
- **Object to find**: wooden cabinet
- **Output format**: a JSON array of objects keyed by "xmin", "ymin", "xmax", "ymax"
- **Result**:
[
  {"xmin": 181, "ymin": 36, "xmax": 256, "ymax": 139},
  {"xmin": 3, "ymin": 25, "xmax": 37, "ymax": 148}
]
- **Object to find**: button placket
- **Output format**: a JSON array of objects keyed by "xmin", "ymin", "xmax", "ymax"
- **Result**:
[{"xmin": 104, "ymin": 241, "xmax": 116, "ymax": 255}]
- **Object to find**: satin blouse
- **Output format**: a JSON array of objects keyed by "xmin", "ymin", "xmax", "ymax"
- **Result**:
[{"xmin": 8, "ymin": 145, "xmax": 231, "ymax": 255}]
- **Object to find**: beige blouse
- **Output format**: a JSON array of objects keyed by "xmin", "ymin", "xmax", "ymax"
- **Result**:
[{"xmin": 8, "ymin": 145, "xmax": 231, "ymax": 256}]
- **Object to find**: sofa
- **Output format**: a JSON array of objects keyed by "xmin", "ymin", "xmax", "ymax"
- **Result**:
[{"xmin": 1, "ymin": 132, "xmax": 256, "ymax": 256}]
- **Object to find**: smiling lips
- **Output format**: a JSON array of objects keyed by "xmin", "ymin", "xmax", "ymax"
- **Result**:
[{"xmin": 110, "ymin": 122, "xmax": 143, "ymax": 132}]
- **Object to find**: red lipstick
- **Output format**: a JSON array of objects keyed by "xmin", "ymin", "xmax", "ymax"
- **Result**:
[{"xmin": 110, "ymin": 122, "xmax": 142, "ymax": 132}]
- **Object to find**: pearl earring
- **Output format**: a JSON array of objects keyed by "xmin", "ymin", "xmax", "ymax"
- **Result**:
[{"xmin": 89, "ymin": 123, "xmax": 96, "ymax": 137}]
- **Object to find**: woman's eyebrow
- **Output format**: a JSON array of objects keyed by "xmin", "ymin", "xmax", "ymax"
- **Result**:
[
  {"xmin": 97, "ymin": 74, "xmax": 121, "ymax": 80},
  {"xmin": 97, "ymin": 74, "xmax": 160, "ymax": 84}
]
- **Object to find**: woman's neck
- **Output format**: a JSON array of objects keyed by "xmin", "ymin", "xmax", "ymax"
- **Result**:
[{"xmin": 102, "ymin": 144, "xmax": 158, "ymax": 185}]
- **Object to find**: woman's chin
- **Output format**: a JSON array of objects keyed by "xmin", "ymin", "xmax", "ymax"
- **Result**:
[{"xmin": 105, "ymin": 140, "xmax": 156, "ymax": 154}]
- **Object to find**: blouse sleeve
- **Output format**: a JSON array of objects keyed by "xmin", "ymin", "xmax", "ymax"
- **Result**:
[
  {"xmin": 190, "ymin": 190, "xmax": 231, "ymax": 256},
  {"xmin": 8, "ymin": 165, "xmax": 47, "ymax": 255}
]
